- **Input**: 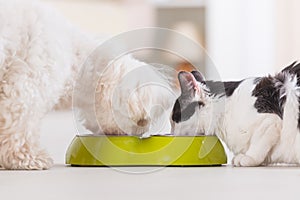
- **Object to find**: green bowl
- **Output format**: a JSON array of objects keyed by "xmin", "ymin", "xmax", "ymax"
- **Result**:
[{"xmin": 65, "ymin": 135, "xmax": 227, "ymax": 166}]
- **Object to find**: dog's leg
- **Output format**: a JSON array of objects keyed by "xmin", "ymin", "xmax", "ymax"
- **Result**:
[{"xmin": 0, "ymin": 61, "xmax": 62, "ymax": 169}]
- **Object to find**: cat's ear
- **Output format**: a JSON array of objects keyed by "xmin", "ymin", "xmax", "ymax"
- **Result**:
[
  {"xmin": 191, "ymin": 71, "xmax": 205, "ymax": 82},
  {"xmin": 178, "ymin": 71, "xmax": 200, "ymax": 95}
]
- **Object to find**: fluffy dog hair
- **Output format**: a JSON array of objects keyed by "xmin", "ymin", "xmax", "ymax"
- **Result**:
[{"xmin": 0, "ymin": 1, "xmax": 175, "ymax": 169}]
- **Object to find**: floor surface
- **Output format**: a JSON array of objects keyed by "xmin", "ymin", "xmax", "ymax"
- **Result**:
[{"xmin": 1, "ymin": 165, "xmax": 300, "ymax": 200}]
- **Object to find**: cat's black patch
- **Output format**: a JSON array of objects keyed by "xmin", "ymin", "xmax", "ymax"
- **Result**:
[
  {"xmin": 190, "ymin": 71, "xmax": 242, "ymax": 97},
  {"xmin": 252, "ymin": 75, "xmax": 286, "ymax": 118},
  {"xmin": 205, "ymin": 80, "xmax": 242, "ymax": 97},
  {"xmin": 254, "ymin": 63, "xmax": 300, "ymax": 129},
  {"xmin": 171, "ymin": 99, "xmax": 204, "ymax": 123},
  {"xmin": 191, "ymin": 71, "xmax": 205, "ymax": 82},
  {"xmin": 224, "ymin": 81, "xmax": 243, "ymax": 96}
]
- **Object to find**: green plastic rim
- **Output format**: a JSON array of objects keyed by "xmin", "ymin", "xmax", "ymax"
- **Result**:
[{"xmin": 65, "ymin": 135, "xmax": 227, "ymax": 166}]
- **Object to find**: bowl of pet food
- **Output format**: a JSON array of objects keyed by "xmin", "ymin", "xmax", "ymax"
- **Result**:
[{"xmin": 65, "ymin": 134, "xmax": 227, "ymax": 166}]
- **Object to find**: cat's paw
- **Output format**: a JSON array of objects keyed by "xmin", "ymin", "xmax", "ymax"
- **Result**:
[
  {"xmin": 232, "ymin": 154, "xmax": 259, "ymax": 167},
  {"xmin": 1, "ymin": 149, "xmax": 53, "ymax": 170}
]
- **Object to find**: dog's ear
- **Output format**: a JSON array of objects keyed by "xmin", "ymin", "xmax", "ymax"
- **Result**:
[
  {"xmin": 178, "ymin": 71, "xmax": 200, "ymax": 95},
  {"xmin": 191, "ymin": 71, "xmax": 205, "ymax": 82}
]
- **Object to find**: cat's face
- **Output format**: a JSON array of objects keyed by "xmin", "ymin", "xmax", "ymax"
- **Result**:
[{"xmin": 170, "ymin": 71, "xmax": 208, "ymax": 135}]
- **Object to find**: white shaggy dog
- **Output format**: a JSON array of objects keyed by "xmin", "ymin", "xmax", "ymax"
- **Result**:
[{"xmin": 0, "ymin": 1, "xmax": 175, "ymax": 169}]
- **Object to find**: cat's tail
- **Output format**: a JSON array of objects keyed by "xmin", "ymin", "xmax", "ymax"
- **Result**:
[
  {"xmin": 281, "ymin": 61, "xmax": 300, "ymax": 78},
  {"xmin": 278, "ymin": 70, "xmax": 300, "ymax": 160}
]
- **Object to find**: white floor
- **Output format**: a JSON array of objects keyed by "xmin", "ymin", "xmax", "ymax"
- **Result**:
[
  {"xmin": 40, "ymin": 111, "xmax": 78, "ymax": 164},
  {"xmin": 1, "ymin": 112, "xmax": 299, "ymax": 200},
  {"xmin": 1, "ymin": 165, "xmax": 300, "ymax": 200}
]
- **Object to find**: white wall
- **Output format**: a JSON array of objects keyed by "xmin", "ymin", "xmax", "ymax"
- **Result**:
[
  {"xmin": 42, "ymin": 0, "xmax": 155, "ymax": 36},
  {"xmin": 41, "ymin": 0, "xmax": 300, "ymax": 79},
  {"xmin": 275, "ymin": 0, "xmax": 300, "ymax": 71},
  {"xmin": 206, "ymin": 0, "xmax": 275, "ymax": 80}
]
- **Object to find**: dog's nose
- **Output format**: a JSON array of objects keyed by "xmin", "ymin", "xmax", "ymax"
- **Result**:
[{"xmin": 137, "ymin": 118, "xmax": 149, "ymax": 127}]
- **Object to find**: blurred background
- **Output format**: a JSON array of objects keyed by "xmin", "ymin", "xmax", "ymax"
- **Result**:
[
  {"xmin": 41, "ymin": 0, "xmax": 300, "ymax": 80},
  {"xmin": 38, "ymin": 0, "xmax": 300, "ymax": 163}
]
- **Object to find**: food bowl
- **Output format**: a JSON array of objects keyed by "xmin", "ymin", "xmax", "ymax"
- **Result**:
[{"xmin": 65, "ymin": 135, "xmax": 227, "ymax": 166}]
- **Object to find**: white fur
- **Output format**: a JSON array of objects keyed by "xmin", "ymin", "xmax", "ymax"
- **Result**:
[
  {"xmin": 0, "ymin": 1, "xmax": 175, "ymax": 169},
  {"xmin": 77, "ymin": 55, "xmax": 176, "ymax": 136},
  {"xmin": 172, "ymin": 74, "xmax": 300, "ymax": 166},
  {"xmin": 271, "ymin": 75, "xmax": 300, "ymax": 164}
]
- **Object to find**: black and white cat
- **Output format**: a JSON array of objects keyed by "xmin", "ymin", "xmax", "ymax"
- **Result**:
[{"xmin": 170, "ymin": 62, "xmax": 300, "ymax": 166}]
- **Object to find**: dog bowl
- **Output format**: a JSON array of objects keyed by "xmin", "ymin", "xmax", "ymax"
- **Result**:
[{"xmin": 65, "ymin": 135, "xmax": 227, "ymax": 166}]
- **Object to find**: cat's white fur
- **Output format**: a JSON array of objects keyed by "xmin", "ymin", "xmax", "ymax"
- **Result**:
[
  {"xmin": 0, "ymin": 1, "xmax": 175, "ymax": 169},
  {"xmin": 172, "ymin": 72, "xmax": 300, "ymax": 166}
]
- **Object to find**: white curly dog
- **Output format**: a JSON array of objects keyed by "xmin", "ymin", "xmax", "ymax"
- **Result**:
[{"xmin": 0, "ymin": 1, "xmax": 175, "ymax": 169}]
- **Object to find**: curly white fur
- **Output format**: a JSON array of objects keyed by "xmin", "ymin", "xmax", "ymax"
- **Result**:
[{"xmin": 0, "ymin": 1, "xmax": 176, "ymax": 169}]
